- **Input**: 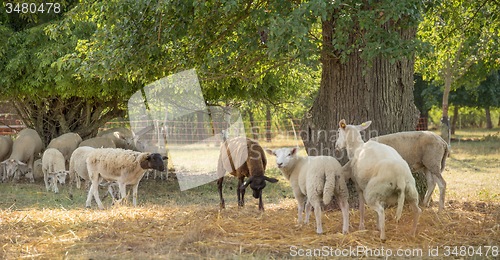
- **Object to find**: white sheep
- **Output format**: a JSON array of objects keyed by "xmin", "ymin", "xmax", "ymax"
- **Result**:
[
  {"xmin": 335, "ymin": 119, "xmax": 421, "ymax": 241},
  {"xmin": 371, "ymin": 131, "xmax": 449, "ymax": 211},
  {"xmin": 1, "ymin": 128, "xmax": 43, "ymax": 182},
  {"xmin": 266, "ymin": 147, "xmax": 349, "ymax": 234},
  {"xmin": 47, "ymin": 132, "xmax": 83, "ymax": 163},
  {"xmin": 0, "ymin": 136, "xmax": 13, "ymax": 181},
  {"xmin": 69, "ymin": 146, "xmax": 95, "ymax": 189},
  {"xmin": 85, "ymin": 148, "xmax": 167, "ymax": 209},
  {"xmin": 97, "ymin": 127, "xmax": 144, "ymax": 151},
  {"xmin": 42, "ymin": 148, "xmax": 69, "ymax": 193},
  {"xmin": 78, "ymin": 137, "xmax": 117, "ymax": 149}
]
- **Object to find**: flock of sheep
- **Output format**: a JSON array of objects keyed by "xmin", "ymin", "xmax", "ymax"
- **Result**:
[
  {"xmin": 0, "ymin": 119, "xmax": 449, "ymax": 241},
  {"xmin": 0, "ymin": 127, "xmax": 167, "ymax": 208},
  {"xmin": 218, "ymin": 120, "xmax": 449, "ymax": 241}
]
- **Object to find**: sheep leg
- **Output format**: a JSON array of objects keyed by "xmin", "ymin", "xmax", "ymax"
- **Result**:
[
  {"xmin": 358, "ymin": 191, "xmax": 366, "ymax": 230},
  {"xmin": 422, "ymin": 170, "xmax": 436, "ymax": 208},
  {"xmin": 310, "ymin": 199, "xmax": 323, "ymax": 234},
  {"xmin": 304, "ymin": 201, "xmax": 312, "ymax": 224},
  {"xmin": 409, "ymin": 199, "xmax": 421, "ymax": 237},
  {"xmin": 132, "ymin": 182, "xmax": 139, "ymax": 207},
  {"xmin": 217, "ymin": 177, "xmax": 225, "ymax": 209},
  {"xmin": 338, "ymin": 196, "xmax": 350, "ymax": 234},
  {"xmin": 433, "ymin": 173, "xmax": 446, "ymax": 212},
  {"xmin": 44, "ymin": 171, "xmax": 50, "ymax": 192},
  {"xmin": 257, "ymin": 190, "xmax": 264, "ymax": 211},
  {"xmin": 53, "ymin": 177, "xmax": 59, "ymax": 193},
  {"xmin": 295, "ymin": 193, "xmax": 306, "ymax": 224},
  {"xmin": 237, "ymin": 177, "xmax": 245, "ymax": 207},
  {"xmin": 118, "ymin": 182, "xmax": 127, "ymax": 205},
  {"xmin": 372, "ymin": 202, "xmax": 386, "ymax": 242}
]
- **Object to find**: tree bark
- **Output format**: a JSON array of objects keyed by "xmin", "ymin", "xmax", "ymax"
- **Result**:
[
  {"xmin": 451, "ymin": 105, "xmax": 459, "ymax": 135},
  {"xmin": 265, "ymin": 105, "xmax": 272, "ymax": 142},
  {"xmin": 441, "ymin": 59, "xmax": 452, "ymax": 145},
  {"xmin": 485, "ymin": 106, "xmax": 493, "ymax": 129},
  {"xmin": 303, "ymin": 17, "xmax": 421, "ymax": 208}
]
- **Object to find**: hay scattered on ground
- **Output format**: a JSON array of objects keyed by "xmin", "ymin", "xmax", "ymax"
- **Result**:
[{"xmin": 1, "ymin": 199, "xmax": 499, "ymax": 259}]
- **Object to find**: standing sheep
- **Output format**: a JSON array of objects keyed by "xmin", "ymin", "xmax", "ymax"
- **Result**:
[
  {"xmin": 217, "ymin": 137, "xmax": 278, "ymax": 211},
  {"xmin": 0, "ymin": 136, "xmax": 13, "ymax": 181},
  {"xmin": 47, "ymin": 132, "xmax": 83, "ymax": 164},
  {"xmin": 69, "ymin": 146, "xmax": 95, "ymax": 189},
  {"xmin": 266, "ymin": 147, "xmax": 349, "ymax": 234},
  {"xmin": 1, "ymin": 128, "xmax": 43, "ymax": 182},
  {"xmin": 335, "ymin": 119, "xmax": 421, "ymax": 241},
  {"xmin": 371, "ymin": 131, "xmax": 449, "ymax": 211},
  {"xmin": 85, "ymin": 148, "xmax": 167, "ymax": 209},
  {"xmin": 42, "ymin": 148, "xmax": 68, "ymax": 193}
]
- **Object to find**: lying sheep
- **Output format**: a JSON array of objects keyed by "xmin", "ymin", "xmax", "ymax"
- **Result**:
[
  {"xmin": 335, "ymin": 119, "xmax": 421, "ymax": 241},
  {"xmin": 266, "ymin": 147, "xmax": 349, "ymax": 234},
  {"xmin": 42, "ymin": 148, "xmax": 69, "ymax": 193},
  {"xmin": 69, "ymin": 146, "xmax": 95, "ymax": 189},
  {"xmin": 1, "ymin": 128, "xmax": 43, "ymax": 182},
  {"xmin": 78, "ymin": 137, "xmax": 116, "ymax": 149},
  {"xmin": 85, "ymin": 148, "xmax": 167, "ymax": 209},
  {"xmin": 371, "ymin": 131, "xmax": 449, "ymax": 211},
  {"xmin": 97, "ymin": 127, "xmax": 143, "ymax": 151},
  {"xmin": 217, "ymin": 137, "xmax": 278, "ymax": 211},
  {"xmin": 47, "ymin": 132, "xmax": 83, "ymax": 164}
]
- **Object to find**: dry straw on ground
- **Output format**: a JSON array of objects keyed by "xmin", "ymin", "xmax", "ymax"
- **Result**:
[{"xmin": 1, "ymin": 198, "xmax": 499, "ymax": 259}]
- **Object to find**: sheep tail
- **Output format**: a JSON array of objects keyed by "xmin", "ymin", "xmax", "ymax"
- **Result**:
[{"xmin": 323, "ymin": 171, "xmax": 337, "ymax": 205}]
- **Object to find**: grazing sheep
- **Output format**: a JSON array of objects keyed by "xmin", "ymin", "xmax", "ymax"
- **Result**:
[
  {"xmin": 78, "ymin": 137, "xmax": 116, "ymax": 149},
  {"xmin": 266, "ymin": 147, "xmax": 349, "ymax": 234},
  {"xmin": 69, "ymin": 146, "xmax": 96, "ymax": 189},
  {"xmin": 33, "ymin": 159, "xmax": 43, "ymax": 182},
  {"xmin": 217, "ymin": 137, "xmax": 278, "ymax": 211},
  {"xmin": 42, "ymin": 148, "xmax": 68, "ymax": 193},
  {"xmin": 47, "ymin": 132, "xmax": 83, "ymax": 164},
  {"xmin": 1, "ymin": 128, "xmax": 43, "ymax": 182},
  {"xmin": 0, "ymin": 136, "xmax": 13, "ymax": 161},
  {"xmin": 97, "ymin": 127, "xmax": 143, "ymax": 151},
  {"xmin": 85, "ymin": 148, "xmax": 167, "ymax": 209},
  {"xmin": 371, "ymin": 131, "xmax": 449, "ymax": 211},
  {"xmin": 335, "ymin": 119, "xmax": 421, "ymax": 241}
]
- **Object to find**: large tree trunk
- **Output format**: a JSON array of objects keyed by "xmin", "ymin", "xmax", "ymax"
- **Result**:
[
  {"xmin": 485, "ymin": 106, "xmax": 493, "ymax": 129},
  {"xmin": 302, "ymin": 18, "xmax": 421, "ymax": 208},
  {"xmin": 441, "ymin": 59, "xmax": 452, "ymax": 145}
]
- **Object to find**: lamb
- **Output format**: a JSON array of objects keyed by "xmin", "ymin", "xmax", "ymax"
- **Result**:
[
  {"xmin": 47, "ymin": 132, "xmax": 83, "ymax": 163},
  {"xmin": 85, "ymin": 148, "xmax": 167, "ymax": 209},
  {"xmin": 266, "ymin": 147, "xmax": 349, "ymax": 234},
  {"xmin": 97, "ymin": 127, "xmax": 143, "ymax": 151},
  {"xmin": 1, "ymin": 128, "xmax": 43, "ymax": 182},
  {"xmin": 69, "ymin": 146, "xmax": 96, "ymax": 189},
  {"xmin": 370, "ymin": 131, "xmax": 449, "ymax": 211},
  {"xmin": 335, "ymin": 119, "xmax": 421, "ymax": 241},
  {"xmin": 217, "ymin": 137, "xmax": 278, "ymax": 211},
  {"xmin": 79, "ymin": 137, "xmax": 117, "ymax": 149},
  {"xmin": 42, "ymin": 148, "xmax": 68, "ymax": 193}
]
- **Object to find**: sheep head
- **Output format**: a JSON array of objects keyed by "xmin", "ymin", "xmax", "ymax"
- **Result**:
[
  {"xmin": 240, "ymin": 175, "xmax": 278, "ymax": 199},
  {"xmin": 335, "ymin": 119, "xmax": 372, "ymax": 150},
  {"xmin": 265, "ymin": 147, "xmax": 298, "ymax": 169},
  {"xmin": 140, "ymin": 153, "xmax": 168, "ymax": 171}
]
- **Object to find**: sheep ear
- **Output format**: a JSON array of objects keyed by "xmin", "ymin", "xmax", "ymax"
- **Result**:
[
  {"xmin": 356, "ymin": 121, "xmax": 372, "ymax": 131},
  {"xmin": 265, "ymin": 149, "xmax": 274, "ymax": 156},
  {"xmin": 240, "ymin": 176, "xmax": 253, "ymax": 190},
  {"xmin": 290, "ymin": 147, "xmax": 298, "ymax": 156},
  {"xmin": 264, "ymin": 176, "xmax": 278, "ymax": 183},
  {"xmin": 339, "ymin": 119, "xmax": 347, "ymax": 129},
  {"xmin": 162, "ymin": 155, "xmax": 168, "ymax": 160}
]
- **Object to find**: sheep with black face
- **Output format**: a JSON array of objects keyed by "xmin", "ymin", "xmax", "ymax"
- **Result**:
[{"xmin": 217, "ymin": 137, "xmax": 278, "ymax": 211}]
